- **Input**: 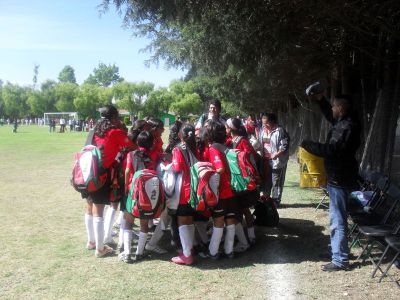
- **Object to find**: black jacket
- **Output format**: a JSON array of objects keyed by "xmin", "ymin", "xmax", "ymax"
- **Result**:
[{"xmin": 301, "ymin": 98, "xmax": 361, "ymax": 188}]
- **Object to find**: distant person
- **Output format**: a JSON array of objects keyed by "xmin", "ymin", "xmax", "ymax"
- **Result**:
[
  {"xmin": 60, "ymin": 118, "xmax": 66, "ymax": 132},
  {"xmin": 256, "ymin": 113, "xmax": 290, "ymax": 206},
  {"xmin": 195, "ymin": 100, "xmax": 226, "ymax": 137},
  {"xmin": 12, "ymin": 119, "xmax": 18, "ymax": 133},
  {"xmin": 69, "ymin": 119, "xmax": 74, "ymax": 132},
  {"xmin": 301, "ymin": 89, "xmax": 361, "ymax": 272}
]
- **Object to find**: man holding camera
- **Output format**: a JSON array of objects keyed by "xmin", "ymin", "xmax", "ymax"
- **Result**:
[{"xmin": 301, "ymin": 83, "xmax": 361, "ymax": 271}]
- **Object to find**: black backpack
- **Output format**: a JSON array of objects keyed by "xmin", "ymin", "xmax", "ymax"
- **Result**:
[{"xmin": 253, "ymin": 199, "xmax": 279, "ymax": 227}]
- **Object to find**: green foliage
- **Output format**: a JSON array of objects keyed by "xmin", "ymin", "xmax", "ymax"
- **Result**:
[
  {"xmin": 84, "ymin": 62, "xmax": 123, "ymax": 87},
  {"xmin": 141, "ymin": 88, "xmax": 171, "ymax": 118},
  {"xmin": 100, "ymin": 0, "xmax": 400, "ymax": 112},
  {"xmin": 27, "ymin": 90, "xmax": 45, "ymax": 116},
  {"xmin": 2, "ymin": 83, "xmax": 29, "ymax": 118},
  {"xmin": 113, "ymin": 81, "xmax": 154, "ymax": 116},
  {"xmin": 40, "ymin": 80, "xmax": 57, "ymax": 113},
  {"xmin": 0, "ymin": 83, "xmax": 4, "ymax": 117},
  {"xmin": 123, "ymin": 116, "xmax": 130, "ymax": 125},
  {"xmin": 222, "ymin": 100, "xmax": 247, "ymax": 118},
  {"xmin": 170, "ymin": 93, "xmax": 202, "ymax": 116},
  {"xmin": 74, "ymin": 84, "xmax": 105, "ymax": 119},
  {"xmin": 54, "ymin": 83, "xmax": 78, "ymax": 112},
  {"xmin": 58, "ymin": 65, "xmax": 77, "ymax": 84}
]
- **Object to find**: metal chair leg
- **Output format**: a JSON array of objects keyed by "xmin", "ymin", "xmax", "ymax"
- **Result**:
[
  {"xmin": 372, "ymin": 244, "xmax": 390, "ymax": 278},
  {"xmin": 379, "ymin": 252, "xmax": 400, "ymax": 287}
]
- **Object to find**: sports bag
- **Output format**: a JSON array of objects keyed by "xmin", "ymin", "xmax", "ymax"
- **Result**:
[
  {"xmin": 226, "ymin": 149, "xmax": 259, "ymax": 193},
  {"xmin": 126, "ymin": 169, "xmax": 165, "ymax": 218},
  {"xmin": 253, "ymin": 199, "xmax": 279, "ymax": 227},
  {"xmin": 189, "ymin": 162, "xmax": 220, "ymax": 212},
  {"xmin": 159, "ymin": 162, "xmax": 182, "ymax": 213},
  {"xmin": 212, "ymin": 143, "xmax": 259, "ymax": 194},
  {"xmin": 71, "ymin": 142, "xmax": 107, "ymax": 194}
]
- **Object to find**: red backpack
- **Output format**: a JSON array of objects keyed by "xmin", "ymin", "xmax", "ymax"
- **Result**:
[
  {"xmin": 188, "ymin": 162, "xmax": 220, "ymax": 212},
  {"xmin": 71, "ymin": 144, "xmax": 107, "ymax": 193},
  {"xmin": 126, "ymin": 169, "xmax": 165, "ymax": 218},
  {"xmin": 212, "ymin": 143, "xmax": 260, "ymax": 194}
]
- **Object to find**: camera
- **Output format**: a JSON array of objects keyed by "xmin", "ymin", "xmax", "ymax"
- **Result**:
[{"xmin": 305, "ymin": 81, "xmax": 324, "ymax": 96}]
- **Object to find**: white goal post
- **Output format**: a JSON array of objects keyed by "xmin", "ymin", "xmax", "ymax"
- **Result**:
[{"xmin": 43, "ymin": 112, "xmax": 77, "ymax": 125}]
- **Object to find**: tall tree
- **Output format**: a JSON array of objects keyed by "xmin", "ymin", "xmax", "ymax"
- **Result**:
[
  {"xmin": 74, "ymin": 84, "xmax": 106, "ymax": 119},
  {"xmin": 40, "ymin": 80, "xmax": 57, "ymax": 112},
  {"xmin": 0, "ymin": 81, "xmax": 4, "ymax": 117},
  {"xmin": 27, "ymin": 90, "xmax": 45, "ymax": 117},
  {"xmin": 101, "ymin": 0, "xmax": 400, "ymax": 174},
  {"xmin": 32, "ymin": 64, "xmax": 40, "ymax": 89},
  {"xmin": 58, "ymin": 65, "xmax": 77, "ymax": 84},
  {"xmin": 2, "ymin": 83, "xmax": 29, "ymax": 118},
  {"xmin": 113, "ymin": 81, "xmax": 154, "ymax": 115},
  {"xmin": 84, "ymin": 62, "xmax": 123, "ymax": 87},
  {"xmin": 54, "ymin": 82, "xmax": 78, "ymax": 112},
  {"xmin": 141, "ymin": 87, "xmax": 174, "ymax": 118}
]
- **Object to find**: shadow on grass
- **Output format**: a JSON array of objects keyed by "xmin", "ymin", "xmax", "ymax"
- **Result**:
[
  {"xmin": 284, "ymin": 180, "xmax": 300, "ymax": 188},
  {"xmin": 279, "ymin": 203, "xmax": 320, "ymax": 209},
  {"xmin": 139, "ymin": 216, "xmax": 331, "ymax": 270}
]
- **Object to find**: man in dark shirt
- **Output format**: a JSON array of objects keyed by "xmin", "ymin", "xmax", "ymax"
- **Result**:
[{"xmin": 301, "ymin": 92, "xmax": 361, "ymax": 272}]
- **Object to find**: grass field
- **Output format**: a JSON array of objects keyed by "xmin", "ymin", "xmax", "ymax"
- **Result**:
[{"xmin": 3, "ymin": 125, "xmax": 395, "ymax": 299}]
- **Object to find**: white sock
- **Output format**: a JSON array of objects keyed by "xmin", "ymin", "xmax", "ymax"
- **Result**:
[
  {"xmin": 148, "ymin": 219, "xmax": 154, "ymax": 229},
  {"xmin": 85, "ymin": 214, "xmax": 94, "ymax": 243},
  {"xmin": 224, "ymin": 224, "xmax": 236, "ymax": 254},
  {"xmin": 123, "ymin": 230, "xmax": 133, "ymax": 255},
  {"xmin": 159, "ymin": 210, "xmax": 171, "ymax": 230},
  {"xmin": 103, "ymin": 206, "xmax": 117, "ymax": 243},
  {"xmin": 148, "ymin": 221, "xmax": 164, "ymax": 247},
  {"xmin": 187, "ymin": 224, "xmax": 195, "ymax": 256},
  {"xmin": 179, "ymin": 224, "xmax": 195, "ymax": 257},
  {"xmin": 195, "ymin": 221, "xmax": 209, "ymax": 244},
  {"xmin": 118, "ymin": 217, "xmax": 126, "ymax": 246},
  {"xmin": 136, "ymin": 231, "xmax": 148, "ymax": 255},
  {"xmin": 209, "ymin": 227, "xmax": 224, "ymax": 256},
  {"xmin": 115, "ymin": 211, "xmax": 123, "ymax": 227},
  {"xmin": 235, "ymin": 223, "xmax": 249, "ymax": 246},
  {"xmin": 247, "ymin": 226, "xmax": 255, "ymax": 240},
  {"xmin": 93, "ymin": 217, "xmax": 104, "ymax": 251}
]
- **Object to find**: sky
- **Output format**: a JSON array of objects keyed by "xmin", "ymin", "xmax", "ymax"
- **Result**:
[{"xmin": 0, "ymin": 0, "xmax": 187, "ymax": 88}]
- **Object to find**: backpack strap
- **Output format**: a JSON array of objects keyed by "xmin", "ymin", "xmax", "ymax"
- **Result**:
[
  {"xmin": 232, "ymin": 136, "xmax": 243, "ymax": 149},
  {"xmin": 200, "ymin": 113, "xmax": 208, "ymax": 126},
  {"xmin": 211, "ymin": 143, "xmax": 228, "ymax": 155},
  {"xmin": 85, "ymin": 129, "xmax": 95, "ymax": 146},
  {"xmin": 178, "ymin": 144, "xmax": 198, "ymax": 167},
  {"xmin": 131, "ymin": 150, "xmax": 148, "ymax": 172}
]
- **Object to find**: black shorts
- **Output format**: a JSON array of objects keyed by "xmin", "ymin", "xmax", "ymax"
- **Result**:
[
  {"xmin": 120, "ymin": 194, "xmax": 127, "ymax": 212},
  {"xmin": 238, "ymin": 189, "xmax": 259, "ymax": 208},
  {"xmin": 194, "ymin": 212, "xmax": 210, "ymax": 222},
  {"xmin": 212, "ymin": 197, "xmax": 240, "ymax": 219},
  {"xmin": 87, "ymin": 172, "xmax": 112, "ymax": 205},
  {"xmin": 176, "ymin": 204, "xmax": 196, "ymax": 217}
]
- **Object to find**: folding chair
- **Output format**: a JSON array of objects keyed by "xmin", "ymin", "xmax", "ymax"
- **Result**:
[
  {"xmin": 356, "ymin": 221, "xmax": 400, "ymax": 272},
  {"xmin": 354, "ymin": 185, "xmax": 400, "ymax": 274},
  {"xmin": 374, "ymin": 235, "xmax": 400, "ymax": 287},
  {"xmin": 358, "ymin": 170, "xmax": 386, "ymax": 192},
  {"xmin": 315, "ymin": 187, "xmax": 329, "ymax": 211},
  {"xmin": 348, "ymin": 176, "xmax": 390, "ymax": 248}
]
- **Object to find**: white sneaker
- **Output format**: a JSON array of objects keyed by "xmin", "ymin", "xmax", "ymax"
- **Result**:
[
  {"xmin": 145, "ymin": 243, "xmax": 167, "ymax": 254},
  {"xmin": 234, "ymin": 243, "xmax": 250, "ymax": 253}
]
